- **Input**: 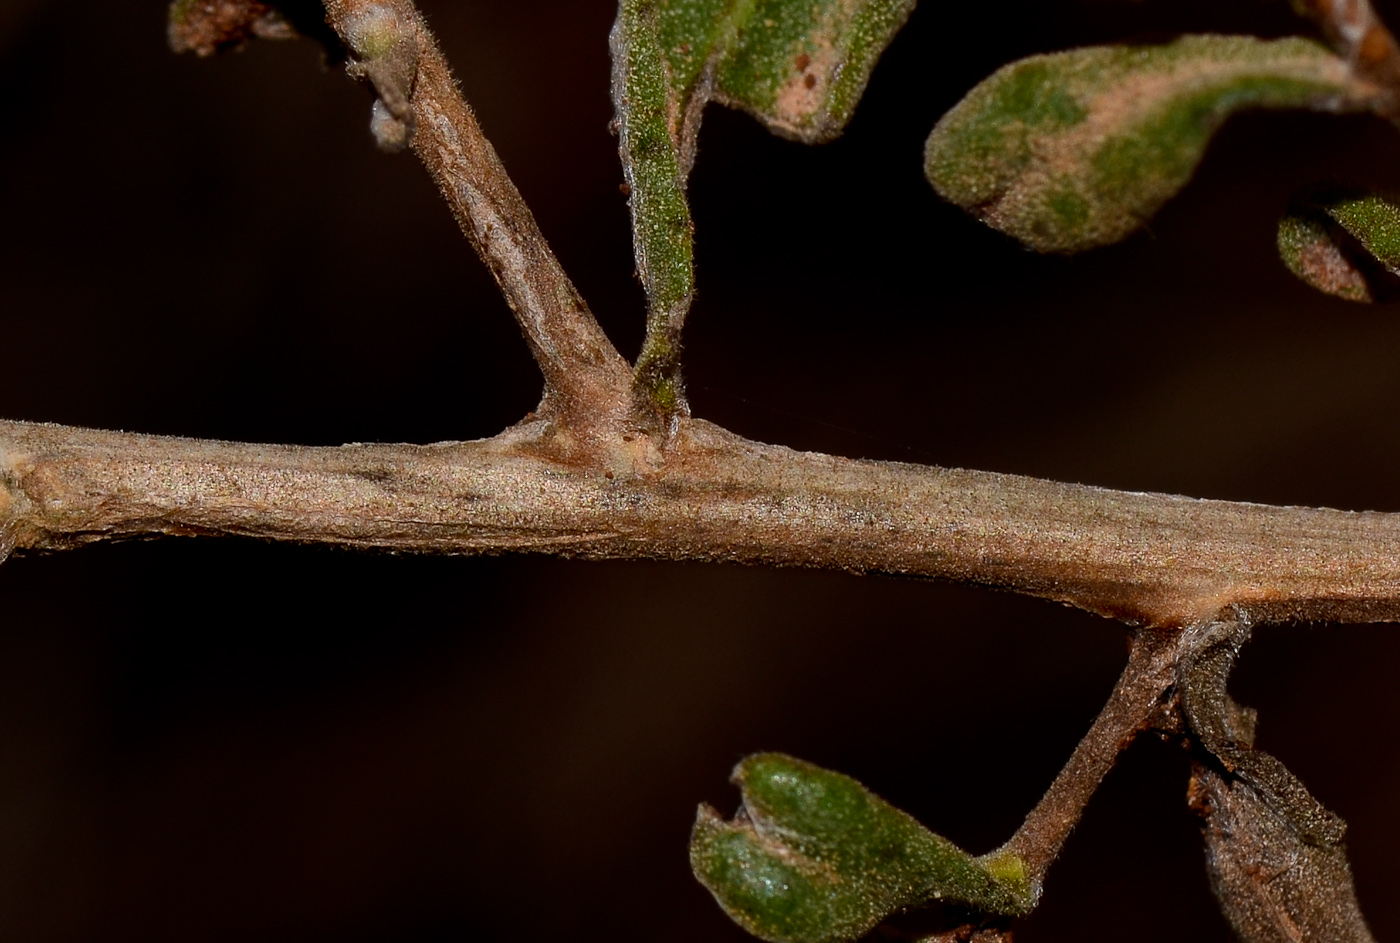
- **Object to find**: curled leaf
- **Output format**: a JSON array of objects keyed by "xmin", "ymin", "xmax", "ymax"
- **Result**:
[
  {"xmin": 1189, "ymin": 761, "xmax": 1374, "ymax": 943},
  {"xmin": 610, "ymin": 0, "xmax": 915, "ymax": 418},
  {"xmin": 690, "ymin": 754, "xmax": 1032, "ymax": 943},
  {"xmin": 926, "ymin": 35, "xmax": 1378, "ymax": 253},
  {"xmin": 1279, "ymin": 183, "xmax": 1400, "ymax": 302}
]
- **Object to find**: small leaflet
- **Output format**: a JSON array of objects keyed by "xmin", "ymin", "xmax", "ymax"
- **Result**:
[{"xmin": 690, "ymin": 753, "xmax": 1032, "ymax": 943}]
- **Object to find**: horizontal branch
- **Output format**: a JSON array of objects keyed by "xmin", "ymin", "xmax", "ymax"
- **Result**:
[{"xmin": 5, "ymin": 417, "xmax": 1400, "ymax": 629}]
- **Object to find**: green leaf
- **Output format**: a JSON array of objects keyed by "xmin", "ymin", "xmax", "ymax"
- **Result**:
[
  {"xmin": 926, "ymin": 35, "xmax": 1379, "ymax": 253},
  {"xmin": 672, "ymin": 0, "xmax": 919, "ymax": 144},
  {"xmin": 610, "ymin": 0, "xmax": 916, "ymax": 419},
  {"xmin": 1278, "ymin": 183, "xmax": 1400, "ymax": 302},
  {"xmin": 690, "ymin": 754, "xmax": 1033, "ymax": 943}
]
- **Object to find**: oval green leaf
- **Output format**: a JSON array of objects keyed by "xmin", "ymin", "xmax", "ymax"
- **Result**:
[
  {"xmin": 926, "ymin": 35, "xmax": 1379, "ymax": 253},
  {"xmin": 690, "ymin": 753, "xmax": 1032, "ymax": 943}
]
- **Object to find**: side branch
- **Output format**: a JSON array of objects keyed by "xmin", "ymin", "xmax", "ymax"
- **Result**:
[
  {"xmin": 1295, "ymin": 0, "xmax": 1400, "ymax": 113},
  {"xmin": 7, "ymin": 418, "xmax": 1400, "ymax": 629},
  {"xmin": 321, "ymin": 0, "xmax": 632, "ymax": 421},
  {"xmin": 998, "ymin": 628, "xmax": 1180, "ymax": 893}
]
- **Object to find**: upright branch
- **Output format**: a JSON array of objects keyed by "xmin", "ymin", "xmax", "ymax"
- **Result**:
[{"xmin": 322, "ymin": 0, "xmax": 633, "ymax": 432}]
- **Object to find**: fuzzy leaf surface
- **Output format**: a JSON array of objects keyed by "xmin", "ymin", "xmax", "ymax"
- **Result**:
[
  {"xmin": 1279, "ymin": 184, "xmax": 1400, "ymax": 302},
  {"xmin": 610, "ymin": 0, "xmax": 915, "ymax": 411},
  {"xmin": 690, "ymin": 753, "xmax": 1033, "ymax": 943},
  {"xmin": 926, "ymin": 35, "xmax": 1376, "ymax": 253}
]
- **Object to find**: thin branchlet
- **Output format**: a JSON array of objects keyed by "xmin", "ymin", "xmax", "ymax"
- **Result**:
[{"xmin": 996, "ymin": 628, "xmax": 1180, "ymax": 893}]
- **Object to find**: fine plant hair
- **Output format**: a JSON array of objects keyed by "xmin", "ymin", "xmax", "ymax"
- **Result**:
[{"xmin": 5, "ymin": 0, "xmax": 1400, "ymax": 940}]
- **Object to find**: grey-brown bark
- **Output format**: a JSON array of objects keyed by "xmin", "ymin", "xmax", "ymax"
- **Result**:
[{"xmin": 7, "ymin": 414, "xmax": 1400, "ymax": 632}]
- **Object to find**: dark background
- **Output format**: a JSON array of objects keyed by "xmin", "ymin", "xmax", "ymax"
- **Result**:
[{"xmin": 3, "ymin": 1, "xmax": 1400, "ymax": 940}]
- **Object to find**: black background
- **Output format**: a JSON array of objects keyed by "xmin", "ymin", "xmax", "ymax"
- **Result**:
[{"xmin": 3, "ymin": 1, "xmax": 1400, "ymax": 940}]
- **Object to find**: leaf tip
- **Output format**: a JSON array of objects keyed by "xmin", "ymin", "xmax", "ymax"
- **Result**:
[
  {"xmin": 1279, "ymin": 183, "xmax": 1400, "ymax": 303},
  {"xmin": 927, "ymin": 36, "xmax": 1371, "ymax": 254},
  {"xmin": 691, "ymin": 754, "xmax": 1036, "ymax": 943}
]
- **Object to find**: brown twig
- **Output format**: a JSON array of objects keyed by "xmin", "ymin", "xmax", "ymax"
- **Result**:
[
  {"xmin": 995, "ymin": 628, "xmax": 1181, "ymax": 895},
  {"xmin": 1294, "ymin": 0, "xmax": 1400, "ymax": 114},
  {"xmin": 7, "ymin": 417, "xmax": 1400, "ymax": 631},
  {"xmin": 318, "ymin": 0, "xmax": 633, "ymax": 435}
]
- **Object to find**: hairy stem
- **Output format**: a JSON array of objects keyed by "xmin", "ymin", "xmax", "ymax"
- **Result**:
[
  {"xmin": 7, "ymin": 417, "xmax": 1400, "ymax": 631},
  {"xmin": 320, "ymin": 0, "xmax": 633, "ymax": 427},
  {"xmin": 998, "ymin": 628, "xmax": 1181, "ymax": 893}
]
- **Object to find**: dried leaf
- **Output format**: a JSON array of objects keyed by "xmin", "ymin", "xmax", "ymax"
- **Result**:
[
  {"xmin": 1178, "ymin": 618, "xmax": 1374, "ymax": 941},
  {"xmin": 926, "ymin": 35, "xmax": 1379, "ymax": 253},
  {"xmin": 1189, "ymin": 762, "xmax": 1375, "ymax": 943},
  {"xmin": 168, "ymin": 0, "xmax": 295, "ymax": 57},
  {"xmin": 1279, "ymin": 183, "xmax": 1400, "ymax": 302},
  {"xmin": 690, "ymin": 754, "xmax": 1032, "ymax": 943}
]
